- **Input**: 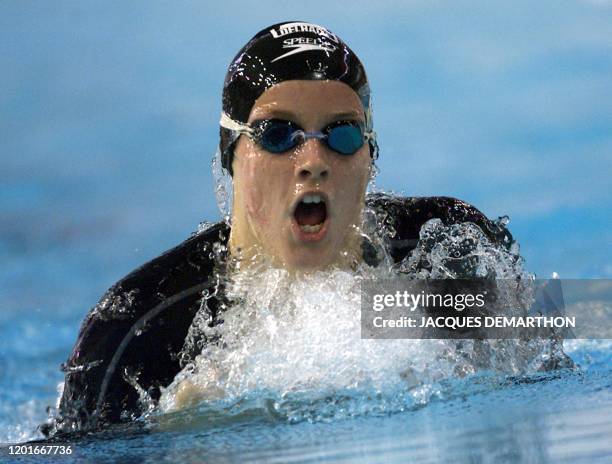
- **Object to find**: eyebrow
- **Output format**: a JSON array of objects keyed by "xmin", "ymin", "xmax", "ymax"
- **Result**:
[
  {"xmin": 329, "ymin": 110, "xmax": 363, "ymax": 121},
  {"xmin": 251, "ymin": 108, "xmax": 364, "ymax": 124}
]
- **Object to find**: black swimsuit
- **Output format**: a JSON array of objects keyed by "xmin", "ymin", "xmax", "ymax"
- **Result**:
[{"xmin": 46, "ymin": 194, "xmax": 513, "ymax": 435}]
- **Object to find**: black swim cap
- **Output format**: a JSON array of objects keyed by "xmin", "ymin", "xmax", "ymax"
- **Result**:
[{"xmin": 219, "ymin": 21, "xmax": 376, "ymax": 175}]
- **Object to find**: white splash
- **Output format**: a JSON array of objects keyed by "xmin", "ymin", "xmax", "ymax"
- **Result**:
[{"xmin": 158, "ymin": 218, "xmax": 566, "ymax": 419}]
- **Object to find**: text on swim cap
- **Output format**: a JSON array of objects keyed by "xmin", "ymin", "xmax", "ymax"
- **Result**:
[{"xmin": 269, "ymin": 22, "xmax": 339, "ymax": 43}]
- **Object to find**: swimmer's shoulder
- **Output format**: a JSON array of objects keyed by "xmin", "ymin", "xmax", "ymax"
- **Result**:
[
  {"xmin": 365, "ymin": 193, "xmax": 513, "ymax": 263},
  {"xmin": 52, "ymin": 221, "xmax": 229, "ymax": 435},
  {"xmin": 78, "ymin": 221, "xmax": 229, "ymax": 327}
]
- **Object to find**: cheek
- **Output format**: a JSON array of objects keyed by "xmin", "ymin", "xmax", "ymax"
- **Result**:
[
  {"xmin": 240, "ymin": 157, "xmax": 270, "ymax": 227},
  {"xmin": 338, "ymin": 152, "xmax": 370, "ymax": 198},
  {"xmin": 333, "ymin": 152, "xmax": 371, "ymax": 223},
  {"xmin": 237, "ymin": 148, "xmax": 292, "ymax": 229}
]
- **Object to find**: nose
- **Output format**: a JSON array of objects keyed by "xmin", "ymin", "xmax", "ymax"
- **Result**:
[{"xmin": 294, "ymin": 139, "xmax": 331, "ymax": 181}]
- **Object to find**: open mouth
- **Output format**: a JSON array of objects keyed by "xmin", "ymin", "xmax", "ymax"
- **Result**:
[{"xmin": 294, "ymin": 194, "xmax": 328, "ymax": 234}]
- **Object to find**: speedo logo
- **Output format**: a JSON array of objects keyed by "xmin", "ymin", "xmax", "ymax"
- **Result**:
[
  {"xmin": 271, "ymin": 37, "xmax": 337, "ymax": 63},
  {"xmin": 269, "ymin": 22, "xmax": 339, "ymax": 42}
]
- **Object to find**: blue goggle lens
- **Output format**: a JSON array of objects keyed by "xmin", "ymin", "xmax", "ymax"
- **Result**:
[
  {"xmin": 326, "ymin": 123, "xmax": 364, "ymax": 155},
  {"xmin": 259, "ymin": 122, "xmax": 297, "ymax": 153}
]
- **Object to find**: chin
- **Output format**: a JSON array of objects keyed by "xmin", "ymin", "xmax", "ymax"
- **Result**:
[{"xmin": 282, "ymin": 251, "xmax": 334, "ymax": 272}]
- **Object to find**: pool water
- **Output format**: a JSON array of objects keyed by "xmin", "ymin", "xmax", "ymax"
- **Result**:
[
  {"xmin": 2, "ymin": 337, "xmax": 611, "ymax": 462},
  {"xmin": 1, "ymin": 219, "xmax": 611, "ymax": 462}
]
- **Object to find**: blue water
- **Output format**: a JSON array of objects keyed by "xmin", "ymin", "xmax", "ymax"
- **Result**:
[{"xmin": 1, "ymin": 0, "xmax": 611, "ymax": 462}]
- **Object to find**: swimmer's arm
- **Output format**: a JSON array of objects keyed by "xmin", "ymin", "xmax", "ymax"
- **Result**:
[
  {"xmin": 162, "ymin": 365, "xmax": 227, "ymax": 412},
  {"xmin": 50, "ymin": 222, "xmax": 229, "ymax": 435},
  {"xmin": 172, "ymin": 380, "xmax": 203, "ymax": 409},
  {"xmin": 365, "ymin": 193, "xmax": 514, "ymax": 262}
]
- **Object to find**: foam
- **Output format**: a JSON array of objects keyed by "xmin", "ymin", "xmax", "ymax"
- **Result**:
[{"xmin": 158, "ymin": 215, "xmax": 567, "ymax": 420}]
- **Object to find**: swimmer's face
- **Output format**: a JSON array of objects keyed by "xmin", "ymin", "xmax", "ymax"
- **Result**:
[{"xmin": 230, "ymin": 80, "xmax": 371, "ymax": 270}]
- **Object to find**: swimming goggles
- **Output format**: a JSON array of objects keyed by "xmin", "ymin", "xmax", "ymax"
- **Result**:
[{"xmin": 220, "ymin": 113, "xmax": 374, "ymax": 155}]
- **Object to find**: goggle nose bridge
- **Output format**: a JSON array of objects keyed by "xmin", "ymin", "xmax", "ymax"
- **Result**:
[{"xmin": 290, "ymin": 130, "xmax": 327, "ymax": 143}]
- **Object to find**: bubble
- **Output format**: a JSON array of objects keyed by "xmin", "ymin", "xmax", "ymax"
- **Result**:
[{"xmin": 212, "ymin": 148, "xmax": 233, "ymax": 224}]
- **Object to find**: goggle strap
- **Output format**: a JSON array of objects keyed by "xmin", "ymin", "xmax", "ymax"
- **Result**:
[{"xmin": 219, "ymin": 113, "xmax": 254, "ymax": 136}]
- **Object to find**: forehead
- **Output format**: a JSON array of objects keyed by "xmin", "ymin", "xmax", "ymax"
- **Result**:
[{"xmin": 248, "ymin": 80, "xmax": 365, "ymax": 125}]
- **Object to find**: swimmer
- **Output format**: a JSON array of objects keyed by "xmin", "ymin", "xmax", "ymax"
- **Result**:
[{"xmin": 42, "ymin": 21, "xmax": 514, "ymax": 436}]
